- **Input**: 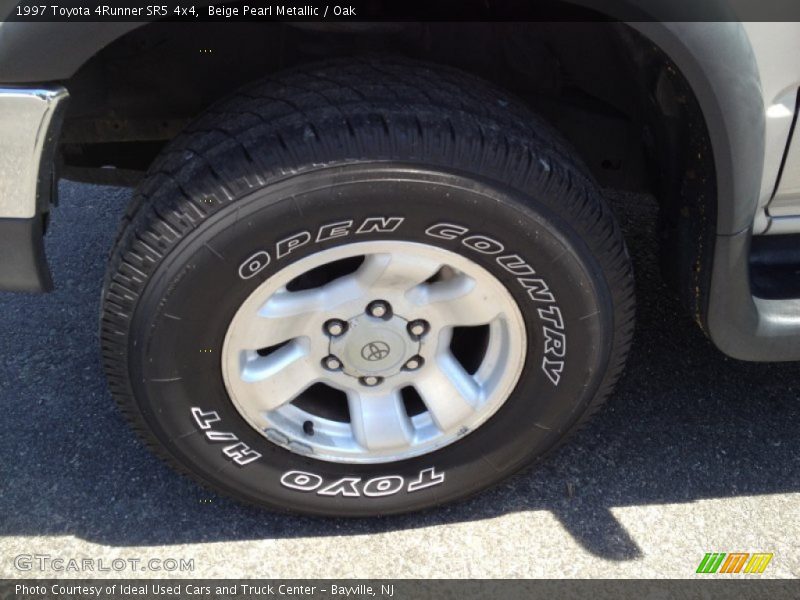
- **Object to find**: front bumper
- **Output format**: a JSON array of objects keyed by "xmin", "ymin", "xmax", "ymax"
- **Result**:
[{"xmin": 0, "ymin": 85, "xmax": 68, "ymax": 292}]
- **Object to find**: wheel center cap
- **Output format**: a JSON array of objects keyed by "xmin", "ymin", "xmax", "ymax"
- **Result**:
[
  {"xmin": 361, "ymin": 340, "xmax": 392, "ymax": 362},
  {"xmin": 330, "ymin": 313, "xmax": 419, "ymax": 377}
]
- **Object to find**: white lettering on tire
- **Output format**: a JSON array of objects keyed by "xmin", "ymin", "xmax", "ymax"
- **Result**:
[
  {"xmin": 276, "ymin": 231, "xmax": 311, "ymax": 259},
  {"xmin": 239, "ymin": 216, "xmax": 405, "ymax": 280},
  {"xmin": 221, "ymin": 442, "xmax": 262, "ymax": 466},
  {"xmin": 238, "ymin": 251, "xmax": 271, "ymax": 280},
  {"xmin": 363, "ymin": 475, "xmax": 405, "ymax": 497},
  {"xmin": 356, "ymin": 216, "xmax": 404, "ymax": 234},
  {"xmin": 426, "ymin": 222, "xmax": 566, "ymax": 385},
  {"xmin": 316, "ymin": 220, "xmax": 353, "ymax": 242},
  {"xmin": 407, "ymin": 466, "xmax": 446, "ymax": 491},
  {"xmin": 279, "ymin": 468, "xmax": 445, "ymax": 497},
  {"xmin": 190, "ymin": 407, "xmax": 222, "ymax": 430},
  {"xmin": 191, "ymin": 407, "xmax": 262, "ymax": 466},
  {"xmin": 280, "ymin": 471, "xmax": 324, "ymax": 491},
  {"xmin": 318, "ymin": 477, "xmax": 361, "ymax": 497}
]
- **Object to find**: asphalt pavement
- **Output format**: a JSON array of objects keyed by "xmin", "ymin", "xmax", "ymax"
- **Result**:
[{"xmin": 1, "ymin": 181, "xmax": 799, "ymax": 578}]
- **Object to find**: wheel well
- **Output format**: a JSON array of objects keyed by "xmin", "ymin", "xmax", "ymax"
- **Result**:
[{"xmin": 58, "ymin": 20, "xmax": 715, "ymax": 322}]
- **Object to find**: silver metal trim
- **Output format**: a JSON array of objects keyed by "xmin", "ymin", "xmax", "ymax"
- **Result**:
[{"xmin": 0, "ymin": 86, "xmax": 69, "ymax": 219}]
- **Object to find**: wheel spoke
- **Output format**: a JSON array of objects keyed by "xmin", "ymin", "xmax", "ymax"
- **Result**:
[
  {"xmin": 260, "ymin": 275, "xmax": 364, "ymax": 319},
  {"xmin": 238, "ymin": 339, "xmax": 319, "ymax": 412},
  {"xmin": 238, "ymin": 275, "xmax": 365, "ymax": 349},
  {"xmin": 356, "ymin": 253, "xmax": 443, "ymax": 294},
  {"xmin": 234, "ymin": 311, "xmax": 316, "ymax": 350},
  {"xmin": 415, "ymin": 351, "xmax": 481, "ymax": 433},
  {"xmin": 410, "ymin": 273, "xmax": 504, "ymax": 327},
  {"xmin": 347, "ymin": 389, "xmax": 413, "ymax": 451}
]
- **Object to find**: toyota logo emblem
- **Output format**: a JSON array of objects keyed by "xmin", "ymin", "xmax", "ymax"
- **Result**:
[{"xmin": 361, "ymin": 341, "xmax": 391, "ymax": 361}]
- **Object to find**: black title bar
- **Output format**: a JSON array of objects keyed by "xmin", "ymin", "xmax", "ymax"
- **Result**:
[{"xmin": 6, "ymin": 0, "xmax": 800, "ymax": 22}]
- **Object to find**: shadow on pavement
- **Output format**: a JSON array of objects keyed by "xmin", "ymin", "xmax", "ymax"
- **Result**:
[{"xmin": 1, "ymin": 183, "xmax": 798, "ymax": 560}]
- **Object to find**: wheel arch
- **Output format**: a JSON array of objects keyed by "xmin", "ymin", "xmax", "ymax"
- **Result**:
[
  {"xmin": 0, "ymin": 17, "xmax": 762, "ymax": 232},
  {"xmin": 0, "ymin": 18, "xmax": 763, "ymax": 233},
  {"xmin": 0, "ymin": 20, "xmax": 752, "ymax": 233}
]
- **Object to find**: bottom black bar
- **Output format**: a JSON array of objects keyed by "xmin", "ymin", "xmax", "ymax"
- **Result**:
[{"xmin": 1, "ymin": 579, "xmax": 796, "ymax": 600}]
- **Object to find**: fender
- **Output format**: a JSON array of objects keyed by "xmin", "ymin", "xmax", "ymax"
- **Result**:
[{"xmin": 0, "ymin": 21, "xmax": 141, "ymax": 83}]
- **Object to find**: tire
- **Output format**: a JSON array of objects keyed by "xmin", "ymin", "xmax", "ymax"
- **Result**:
[{"xmin": 101, "ymin": 58, "xmax": 635, "ymax": 516}]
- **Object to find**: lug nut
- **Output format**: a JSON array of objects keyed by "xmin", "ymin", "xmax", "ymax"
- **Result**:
[
  {"xmin": 403, "ymin": 356, "xmax": 425, "ymax": 371},
  {"xmin": 322, "ymin": 355, "xmax": 343, "ymax": 371},
  {"xmin": 359, "ymin": 375, "xmax": 383, "ymax": 387},
  {"xmin": 324, "ymin": 319, "xmax": 347, "ymax": 337},
  {"xmin": 407, "ymin": 320, "xmax": 430, "ymax": 339},
  {"xmin": 367, "ymin": 300, "xmax": 391, "ymax": 319}
]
